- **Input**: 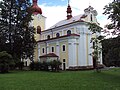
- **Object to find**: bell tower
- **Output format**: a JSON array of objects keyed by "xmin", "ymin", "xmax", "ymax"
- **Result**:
[{"xmin": 31, "ymin": 0, "xmax": 46, "ymax": 41}]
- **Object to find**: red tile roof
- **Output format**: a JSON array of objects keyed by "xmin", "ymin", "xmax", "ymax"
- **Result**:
[{"xmin": 40, "ymin": 53, "xmax": 58, "ymax": 58}]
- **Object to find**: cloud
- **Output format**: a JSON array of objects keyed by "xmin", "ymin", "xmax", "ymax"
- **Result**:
[
  {"xmin": 40, "ymin": 4, "xmax": 67, "ymax": 29},
  {"xmin": 39, "ymin": 0, "xmax": 112, "ymax": 29}
]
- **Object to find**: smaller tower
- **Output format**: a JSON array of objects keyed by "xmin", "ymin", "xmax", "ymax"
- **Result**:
[{"xmin": 66, "ymin": 0, "xmax": 72, "ymax": 20}]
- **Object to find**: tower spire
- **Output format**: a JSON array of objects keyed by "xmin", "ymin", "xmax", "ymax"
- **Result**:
[{"xmin": 66, "ymin": 0, "xmax": 72, "ymax": 20}]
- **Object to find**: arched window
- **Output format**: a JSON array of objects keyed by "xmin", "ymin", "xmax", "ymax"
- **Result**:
[
  {"xmin": 37, "ymin": 26, "xmax": 41, "ymax": 34},
  {"xmin": 47, "ymin": 35, "xmax": 50, "ymax": 39},
  {"xmin": 56, "ymin": 33, "xmax": 60, "ymax": 37},
  {"xmin": 52, "ymin": 47, "xmax": 54, "ymax": 52},
  {"xmin": 42, "ymin": 48, "xmax": 45, "ymax": 53},
  {"xmin": 62, "ymin": 45, "xmax": 66, "ymax": 51},
  {"xmin": 67, "ymin": 30, "xmax": 71, "ymax": 35}
]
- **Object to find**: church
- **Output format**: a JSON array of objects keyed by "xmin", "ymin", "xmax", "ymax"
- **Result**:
[{"xmin": 26, "ymin": 0, "xmax": 102, "ymax": 70}]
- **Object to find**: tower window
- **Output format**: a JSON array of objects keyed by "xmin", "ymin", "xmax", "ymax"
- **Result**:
[
  {"xmin": 62, "ymin": 45, "xmax": 66, "ymax": 51},
  {"xmin": 37, "ymin": 26, "xmax": 41, "ymax": 34},
  {"xmin": 67, "ymin": 30, "xmax": 71, "ymax": 35},
  {"xmin": 52, "ymin": 47, "xmax": 54, "ymax": 52}
]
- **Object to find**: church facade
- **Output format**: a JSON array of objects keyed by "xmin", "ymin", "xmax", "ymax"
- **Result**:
[{"xmin": 27, "ymin": 0, "xmax": 102, "ymax": 70}]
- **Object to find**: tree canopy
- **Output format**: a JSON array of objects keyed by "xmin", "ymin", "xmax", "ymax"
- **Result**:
[
  {"xmin": 103, "ymin": 0, "xmax": 120, "ymax": 35},
  {"xmin": 102, "ymin": 36, "xmax": 120, "ymax": 66},
  {"xmin": 0, "ymin": 0, "xmax": 36, "ymax": 60}
]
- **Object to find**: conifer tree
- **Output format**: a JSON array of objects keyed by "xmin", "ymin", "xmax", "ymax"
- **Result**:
[{"xmin": 0, "ymin": 0, "xmax": 36, "ymax": 61}]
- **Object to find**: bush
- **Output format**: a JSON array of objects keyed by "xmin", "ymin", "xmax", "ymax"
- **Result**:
[
  {"xmin": 29, "ymin": 62, "xmax": 42, "ymax": 71},
  {"xmin": 29, "ymin": 60, "xmax": 62, "ymax": 72},
  {"xmin": 29, "ymin": 62, "xmax": 35, "ymax": 70},
  {"xmin": 50, "ymin": 60, "xmax": 62, "ymax": 72},
  {"xmin": 34, "ymin": 62, "xmax": 41, "ymax": 70},
  {"xmin": 41, "ymin": 61, "xmax": 50, "ymax": 71},
  {"xmin": 0, "ymin": 51, "xmax": 14, "ymax": 73}
]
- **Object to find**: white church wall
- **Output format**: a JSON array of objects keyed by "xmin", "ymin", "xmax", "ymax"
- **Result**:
[{"xmin": 68, "ymin": 39, "xmax": 77, "ymax": 67}]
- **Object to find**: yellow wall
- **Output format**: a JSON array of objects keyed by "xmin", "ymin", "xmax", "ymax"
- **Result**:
[
  {"xmin": 32, "ymin": 14, "xmax": 46, "ymax": 41},
  {"xmin": 32, "ymin": 14, "xmax": 46, "ymax": 31},
  {"xmin": 32, "ymin": 14, "xmax": 46, "ymax": 61},
  {"xmin": 40, "ymin": 44, "xmax": 46, "ymax": 56},
  {"xmin": 59, "ymin": 41, "xmax": 68, "ymax": 67},
  {"xmin": 49, "ymin": 43, "xmax": 56, "ymax": 53}
]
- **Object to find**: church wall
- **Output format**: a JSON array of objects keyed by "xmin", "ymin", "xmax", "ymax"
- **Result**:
[
  {"xmin": 59, "ymin": 40, "xmax": 69, "ymax": 68},
  {"xmin": 49, "ymin": 43, "xmax": 56, "ymax": 53},
  {"xmin": 32, "ymin": 15, "xmax": 46, "ymax": 31},
  {"xmin": 31, "ymin": 5, "xmax": 103, "ymax": 69},
  {"xmin": 68, "ymin": 39, "xmax": 77, "ymax": 67}
]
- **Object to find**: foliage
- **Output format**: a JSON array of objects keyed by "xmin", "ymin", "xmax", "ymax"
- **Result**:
[
  {"xmin": 29, "ymin": 60, "xmax": 62, "ymax": 72},
  {"xmin": 0, "ymin": 51, "xmax": 14, "ymax": 73},
  {"xmin": 102, "ymin": 36, "xmax": 120, "ymax": 66},
  {"xmin": 0, "ymin": 0, "xmax": 36, "ymax": 61},
  {"xmin": 88, "ymin": 23, "xmax": 103, "ymax": 34},
  {"xmin": 88, "ymin": 22, "xmax": 103, "ymax": 72},
  {"xmin": 49, "ymin": 60, "xmax": 62, "ymax": 72},
  {"xmin": 103, "ymin": 0, "xmax": 120, "ymax": 35},
  {"xmin": 15, "ymin": 61, "xmax": 24, "ymax": 70}
]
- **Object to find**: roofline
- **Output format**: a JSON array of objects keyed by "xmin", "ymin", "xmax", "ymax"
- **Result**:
[
  {"xmin": 42, "ymin": 20, "xmax": 85, "ymax": 32},
  {"xmin": 37, "ymin": 34, "xmax": 80, "ymax": 43},
  {"xmin": 39, "ymin": 53, "xmax": 59, "ymax": 58}
]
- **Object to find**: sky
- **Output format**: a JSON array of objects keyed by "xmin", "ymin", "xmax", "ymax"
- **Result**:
[
  {"xmin": 33, "ymin": 0, "xmax": 112, "ymax": 29},
  {"xmin": 0, "ymin": 0, "xmax": 112, "ymax": 29}
]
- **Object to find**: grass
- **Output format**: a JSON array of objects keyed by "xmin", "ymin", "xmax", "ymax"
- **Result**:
[{"xmin": 0, "ymin": 68, "xmax": 120, "ymax": 90}]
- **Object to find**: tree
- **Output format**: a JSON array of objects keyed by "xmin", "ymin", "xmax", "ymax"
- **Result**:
[
  {"xmin": 0, "ymin": 51, "xmax": 14, "ymax": 73},
  {"xmin": 102, "ymin": 36, "xmax": 120, "ymax": 67},
  {"xmin": 0, "ymin": 0, "xmax": 36, "ymax": 61},
  {"xmin": 103, "ymin": 0, "xmax": 120, "ymax": 35},
  {"xmin": 88, "ymin": 23, "xmax": 103, "ymax": 72}
]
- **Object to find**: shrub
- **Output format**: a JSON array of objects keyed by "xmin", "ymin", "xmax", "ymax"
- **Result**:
[
  {"xmin": 42, "ymin": 61, "xmax": 50, "ymax": 71},
  {"xmin": 29, "ymin": 60, "xmax": 62, "ymax": 72},
  {"xmin": 29, "ymin": 61, "xmax": 35, "ymax": 70},
  {"xmin": 49, "ymin": 60, "xmax": 62, "ymax": 72},
  {"xmin": 0, "ymin": 51, "xmax": 14, "ymax": 73}
]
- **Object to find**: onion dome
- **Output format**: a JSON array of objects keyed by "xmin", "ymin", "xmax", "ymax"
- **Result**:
[
  {"xmin": 66, "ymin": 4, "xmax": 72, "ymax": 19},
  {"xmin": 31, "ymin": 0, "xmax": 42, "ymax": 15},
  {"xmin": 37, "ymin": 26, "xmax": 41, "ymax": 34}
]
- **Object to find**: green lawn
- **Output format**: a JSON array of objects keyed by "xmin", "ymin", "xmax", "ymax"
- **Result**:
[{"xmin": 0, "ymin": 68, "xmax": 120, "ymax": 90}]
